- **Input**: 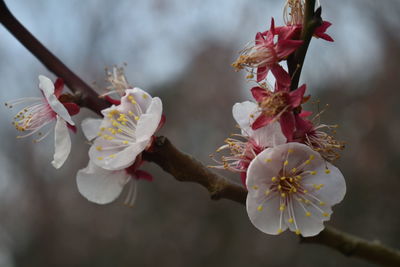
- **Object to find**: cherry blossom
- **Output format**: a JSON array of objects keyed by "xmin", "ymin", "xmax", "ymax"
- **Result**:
[
  {"xmin": 232, "ymin": 19, "xmax": 302, "ymax": 84},
  {"xmin": 88, "ymin": 87, "xmax": 162, "ymax": 170},
  {"xmin": 5, "ymin": 75, "xmax": 79, "ymax": 168},
  {"xmin": 211, "ymin": 101, "xmax": 286, "ymax": 185},
  {"xmin": 246, "ymin": 142, "xmax": 346, "ymax": 237}
]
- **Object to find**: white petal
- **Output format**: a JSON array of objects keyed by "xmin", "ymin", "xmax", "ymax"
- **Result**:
[
  {"xmin": 51, "ymin": 116, "xmax": 71, "ymax": 169},
  {"xmin": 38, "ymin": 75, "xmax": 55, "ymax": 95},
  {"xmin": 77, "ymin": 161, "xmax": 130, "ymax": 204},
  {"xmin": 136, "ymin": 97, "xmax": 162, "ymax": 141},
  {"xmin": 81, "ymin": 118, "xmax": 102, "ymax": 141},
  {"xmin": 246, "ymin": 194, "xmax": 286, "ymax": 235},
  {"xmin": 252, "ymin": 122, "xmax": 286, "ymax": 147},
  {"xmin": 89, "ymin": 139, "xmax": 149, "ymax": 171},
  {"xmin": 291, "ymin": 199, "xmax": 330, "ymax": 237},
  {"xmin": 232, "ymin": 101, "xmax": 259, "ymax": 136},
  {"xmin": 302, "ymin": 162, "xmax": 346, "ymax": 206},
  {"xmin": 38, "ymin": 75, "xmax": 75, "ymax": 125},
  {"xmin": 246, "ymin": 147, "xmax": 287, "ymax": 190}
]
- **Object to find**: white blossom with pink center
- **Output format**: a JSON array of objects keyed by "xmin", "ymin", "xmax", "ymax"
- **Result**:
[
  {"xmin": 246, "ymin": 142, "xmax": 346, "ymax": 237},
  {"xmin": 88, "ymin": 87, "xmax": 162, "ymax": 170},
  {"xmin": 211, "ymin": 101, "xmax": 286, "ymax": 185},
  {"xmin": 5, "ymin": 75, "xmax": 76, "ymax": 169}
]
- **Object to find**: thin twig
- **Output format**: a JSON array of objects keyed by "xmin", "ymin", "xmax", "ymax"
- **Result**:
[
  {"xmin": 0, "ymin": 0, "xmax": 108, "ymax": 115},
  {"xmin": 287, "ymin": 0, "xmax": 322, "ymax": 91},
  {"xmin": 1, "ymin": 0, "xmax": 400, "ymax": 266}
]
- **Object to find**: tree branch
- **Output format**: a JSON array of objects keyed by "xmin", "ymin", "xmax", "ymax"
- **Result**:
[
  {"xmin": 0, "ymin": 0, "xmax": 108, "ymax": 115},
  {"xmin": 287, "ymin": 0, "xmax": 322, "ymax": 91},
  {"xmin": 1, "ymin": 0, "xmax": 400, "ymax": 266},
  {"xmin": 144, "ymin": 136, "xmax": 400, "ymax": 267}
]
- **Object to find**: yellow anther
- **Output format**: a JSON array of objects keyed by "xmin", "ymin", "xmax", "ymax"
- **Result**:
[
  {"xmin": 281, "ymin": 193, "xmax": 286, "ymax": 197},
  {"xmin": 109, "ymin": 154, "xmax": 116, "ymax": 158},
  {"xmin": 288, "ymin": 148, "xmax": 294, "ymax": 153},
  {"xmin": 296, "ymin": 175, "xmax": 302, "ymax": 179},
  {"xmin": 325, "ymin": 169, "xmax": 331, "ymax": 174},
  {"xmin": 288, "ymin": 218, "xmax": 294, "ymax": 223},
  {"xmin": 280, "ymin": 176, "xmax": 286, "ymax": 180},
  {"xmin": 112, "ymin": 121, "xmax": 119, "ymax": 127},
  {"xmin": 100, "ymin": 127, "xmax": 105, "ymax": 131},
  {"xmin": 122, "ymin": 141, "xmax": 129, "ymax": 145},
  {"xmin": 97, "ymin": 157, "xmax": 103, "ymax": 160},
  {"xmin": 252, "ymin": 185, "xmax": 259, "ymax": 190},
  {"xmin": 128, "ymin": 95, "xmax": 134, "ymax": 100},
  {"xmin": 309, "ymin": 154, "xmax": 315, "ymax": 160},
  {"xmin": 96, "ymin": 146, "xmax": 103, "ymax": 151},
  {"xmin": 265, "ymin": 158, "xmax": 272, "ymax": 163},
  {"xmin": 291, "ymin": 168, "xmax": 297, "ymax": 173},
  {"xmin": 277, "ymin": 228, "xmax": 283, "ymax": 234},
  {"xmin": 305, "ymin": 159, "xmax": 311, "ymax": 165},
  {"xmin": 257, "ymin": 205, "xmax": 263, "ymax": 212},
  {"xmin": 246, "ymin": 73, "xmax": 254, "ymax": 79},
  {"xmin": 289, "ymin": 177, "xmax": 294, "ymax": 182},
  {"xmin": 271, "ymin": 177, "xmax": 277, "ymax": 182},
  {"xmin": 142, "ymin": 93, "xmax": 148, "ymax": 99},
  {"xmin": 117, "ymin": 128, "xmax": 123, "ymax": 133},
  {"xmin": 292, "ymin": 188, "xmax": 297, "ymax": 193},
  {"xmin": 249, "ymin": 114, "xmax": 254, "ymax": 118},
  {"xmin": 284, "ymin": 160, "xmax": 289, "ymax": 166},
  {"xmin": 295, "ymin": 229, "xmax": 301, "ymax": 235},
  {"xmin": 305, "ymin": 212, "xmax": 311, "ymax": 217},
  {"xmin": 310, "ymin": 171, "xmax": 317, "ymax": 175},
  {"xmin": 134, "ymin": 116, "xmax": 140, "ymax": 121},
  {"xmin": 278, "ymin": 185, "xmax": 282, "ymax": 190},
  {"xmin": 279, "ymin": 204, "xmax": 285, "ymax": 211},
  {"xmin": 304, "ymin": 199, "xmax": 310, "ymax": 204},
  {"xmin": 128, "ymin": 111, "xmax": 134, "ymax": 116},
  {"xmin": 323, "ymin": 212, "xmax": 329, "ymax": 217},
  {"xmin": 319, "ymin": 202, "xmax": 326, "ymax": 206},
  {"xmin": 265, "ymin": 190, "xmax": 270, "ymax": 196}
]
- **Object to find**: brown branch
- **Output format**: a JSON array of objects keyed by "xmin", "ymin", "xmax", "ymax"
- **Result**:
[
  {"xmin": 0, "ymin": 0, "xmax": 108, "ymax": 115},
  {"xmin": 143, "ymin": 137, "xmax": 247, "ymax": 203},
  {"xmin": 2, "ymin": 0, "xmax": 400, "ymax": 266},
  {"xmin": 144, "ymin": 136, "xmax": 400, "ymax": 267}
]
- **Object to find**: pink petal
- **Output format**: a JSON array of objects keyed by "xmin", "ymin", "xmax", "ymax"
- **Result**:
[
  {"xmin": 279, "ymin": 112, "xmax": 295, "ymax": 141},
  {"xmin": 54, "ymin": 78, "xmax": 64, "ymax": 98},
  {"xmin": 255, "ymin": 32, "xmax": 265, "ymax": 45},
  {"xmin": 156, "ymin": 114, "xmax": 166, "ymax": 132},
  {"xmin": 256, "ymin": 66, "xmax": 269, "ymax": 82},
  {"xmin": 315, "ymin": 21, "xmax": 334, "ymax": 42},
  {"xmin": 276, "ymin": 39, "xmax": 303, "ymax": 58},
  {"xmin": 288, "ymin": 84, "xmax": 306, "ymax": 107},
  {"xmin": 299, "ymin": 110, "xmax": 312, "ymax": 117},
  {"xmin": 251, "ymin": 86, "xmax": 269, "ymax": 102},
  {"xmin": 252, "ymin": 114, "xmax": 274, "ymax": 130},
  {"xmin": 134, "ymin": 170, "xmax": 154, "ymax": 182},
  {"xmin": 63, "ymin": 102, "xmax": 80, "ymax": 116},
  {"xmin": 271, "ymin": 65, "xmax": 291, "ymax": 88}
]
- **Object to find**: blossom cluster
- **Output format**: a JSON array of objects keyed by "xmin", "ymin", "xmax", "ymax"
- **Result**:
[
  {"xmin": 213, "ymin": 0, "xmax": 345, "ymax": 237},
  {"xmin": 6, "ymin": 69, "xmax": 164, "ymax": 206}
]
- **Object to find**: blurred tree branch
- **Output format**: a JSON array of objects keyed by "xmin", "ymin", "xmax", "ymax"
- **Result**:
[{"xmin": 1, "ymin": 0, "xmax": 400, "ymax": 266}]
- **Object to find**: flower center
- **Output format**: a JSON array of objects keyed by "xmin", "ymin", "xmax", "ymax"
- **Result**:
[{"xmin": 260, "ymin": 91, "xmax": 288, "ymax": 117}]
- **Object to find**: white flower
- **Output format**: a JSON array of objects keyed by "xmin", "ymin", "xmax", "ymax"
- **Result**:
[
  {"xmin": 77, "ymin": 115, "xmax": 154, "ymax": 205},
  {"xmin": 88, "ymin": 87, "xmax": 162, "ymax": 171},
  {"xmin": 246, "ymin": 142, "xmax": 346, "ymax": 237},
  {"xmin": 5, "ymin": 75, "xmax": 77, "ymax": 169},
  {"xmin": 211, "ymin": 101, "xmax": 286, "ymax": 175}
]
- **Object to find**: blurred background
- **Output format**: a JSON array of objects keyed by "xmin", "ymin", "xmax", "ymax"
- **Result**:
[{"xmin": 0, "ymin": 0, "xmax": 399, "ymax": 266}]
